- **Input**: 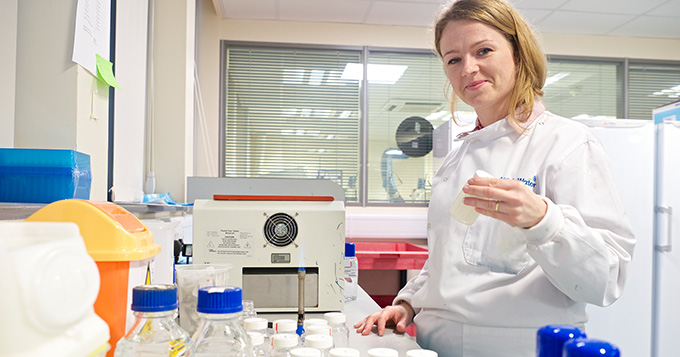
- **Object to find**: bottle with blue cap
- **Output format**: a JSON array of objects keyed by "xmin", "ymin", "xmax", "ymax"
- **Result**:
[
  {"xmin": 113, "ymin": 284, "xmax": 190, "ymax": 356},
  {"xmin": 185, "ymin": 286, "xmax": 253, "ymax": 356},
  {"xmin": 344, "ymin": 242, "xmax": 358, "ymax": 301},
  {"xmin": 536, "ymin": 324, "xmax": 587, "ymax": 357},
  {"xmin": 563, "ymin": 338, "xmax": 620, "ymax": 357}
]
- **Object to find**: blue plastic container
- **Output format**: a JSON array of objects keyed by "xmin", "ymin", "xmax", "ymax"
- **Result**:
[
  {"xmin": 563, "ymin": 338, "xmax": 620, "ymax": 357},
  {"xmin": 536, "ymin": 324, "xmax": 587, "ymax": 357},
  {"xmin": 0, "ymin": 148, "xmax": 91, "ymax": 203}
]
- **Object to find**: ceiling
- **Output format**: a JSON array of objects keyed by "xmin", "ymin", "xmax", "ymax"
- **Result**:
[{"xmin": 212, "ymin": 0, "xmax": 680, "ymax": 40}]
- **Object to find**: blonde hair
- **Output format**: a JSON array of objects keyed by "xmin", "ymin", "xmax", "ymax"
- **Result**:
[{"xmin": 434, "ymin": 0, "xmax": 547, "ymax": 130}]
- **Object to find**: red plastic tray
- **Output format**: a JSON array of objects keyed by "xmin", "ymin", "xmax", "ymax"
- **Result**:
[{"xmin": 353, "ymin": 242, "xmax": 428, "ymax": 270}]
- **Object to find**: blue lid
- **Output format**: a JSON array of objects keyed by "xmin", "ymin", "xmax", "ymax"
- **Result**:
[
  {"xmin": 536, "ymin": 325, "xmax": 587, "ymax": 357},
  {"xmin": 563, "ymin": 338, "xmax": 620, "ymax": 357},
  {"xmin": 196, "ymin": 286, "xmax": 243, "ymax": 314},
  {"xmin": 345, "ymin": 242, "xmax": 356, "ymax": 257},
  {"xmin": 131, "ymin": 285, "xmax": 178, "ymax": 312}
]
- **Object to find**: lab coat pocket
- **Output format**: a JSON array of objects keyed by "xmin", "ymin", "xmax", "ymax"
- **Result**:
[{"xmin": 462, "ymin": 217, "xmax": 530, "ymax": 274}]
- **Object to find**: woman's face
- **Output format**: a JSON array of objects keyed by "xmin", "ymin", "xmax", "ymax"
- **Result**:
[{"xmin": 439, "ymin": 19, "xmax": 516, "ymax": 123}]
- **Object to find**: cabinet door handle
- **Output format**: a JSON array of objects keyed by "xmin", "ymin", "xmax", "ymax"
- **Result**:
[{"xmin": 656, "ymin": 206, "xmax": 673, "ymax": 252}]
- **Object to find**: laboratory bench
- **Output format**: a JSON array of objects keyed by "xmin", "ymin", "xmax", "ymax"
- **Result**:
[{"xmin": 259, "ymin": 286, "xmax": 421, "ymax": 353}]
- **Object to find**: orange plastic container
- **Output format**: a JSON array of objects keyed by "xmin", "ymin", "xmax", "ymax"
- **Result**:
[
  {"xmin": 352, "ymin": 242, "xmax": 428, "ymax": 270},
  {"xmin": 27, "ymin": 199, "xmax": 160, "ymax": 357}
]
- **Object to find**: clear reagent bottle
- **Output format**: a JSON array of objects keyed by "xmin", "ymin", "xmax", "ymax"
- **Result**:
[
  {"xmin": 114, "ymin": 284, "xmax": 190, "ymax": 357},
  {"xmin": 185, "ymin": 286, "xmax": 253, "ymax": 356},
  {"xmin": 344, "ymin": 242, "xmax": 358, "ymax": 301}
]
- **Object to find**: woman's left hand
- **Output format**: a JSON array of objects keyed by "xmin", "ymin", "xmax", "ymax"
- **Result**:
[{"xmin": 462, "ymin": 177, "xmax": 547, "ymax": 228}]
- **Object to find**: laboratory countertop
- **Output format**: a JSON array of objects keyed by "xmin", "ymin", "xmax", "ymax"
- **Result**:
[
  {"xmin": 259, "ymin": 287, "xmax": 421, "ymax": 353},
  {"xmin": 0, "ymin": 202, "xmax": 190, "ymax": 221}
]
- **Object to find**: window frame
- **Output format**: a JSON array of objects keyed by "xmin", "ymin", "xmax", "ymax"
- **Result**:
[{"xmin": 219, "ymin": 41, "xmax": 680, "ymax": 207}]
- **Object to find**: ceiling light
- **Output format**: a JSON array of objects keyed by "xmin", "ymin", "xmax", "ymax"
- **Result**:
[
  {"xmin": 341, "ymin": 63, "xmax": 408, "ymax": 84},
  {"xmin": 544, "ymin": 72, "xmax": 570, "ymax": 87},
  {"xmin": 309, "ymin": 70, "xmax": 325, "ymax": 86}
]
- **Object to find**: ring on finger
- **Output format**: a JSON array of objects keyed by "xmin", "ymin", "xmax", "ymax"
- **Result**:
[{"xmin": 494, "ymin": 201, "xmax": 500, "ymax": 212}]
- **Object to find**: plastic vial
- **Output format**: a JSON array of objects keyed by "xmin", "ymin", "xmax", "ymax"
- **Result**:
[
  {"xmin": 329, "ymin": 348, "xmax": 360, "ymax": 357},
  {"xmin": 562, "ymin": 338, "xmax": 620, "ymax": 357},
  {"xmin": 271, "ymin": 334, "xmax": 300, "ymax": 357},
  {"xmin": 406, "ymin": 349, "xmax": 439, "ymax": 357},
  {"xmin": 114, "ymin": 284, "xmax": 190, "ymax": 357},
  {"xmin": 344, "ymin": 242, "xmax": 358, "ymax": 301},
  {"xmin": 273, "ymin": 319, "xmax": 299, "ymax": 335},
  {"xmin": 303, "ymin": 335, "xmax": 333, "ymax": 356},
  {"xmin": 290, "ymin": 348, "xmax": 322, "ymax": 357},
  {"xmin": 449, "ymin": 170, "xmax": 494, "ymax": 225},
  {"xmin": 244, "ymin": 317, "xmax": 271, "ymax": 350},
  {"xmin": 323, "ymin": 312, "xmax": 349, "ymax": 348},
  {"xmin": 248, "ymin": 332, "xmax": 269, "ymax": 357},
  {"xmin": 185, "ymin": 286, "xmax": 253, "ymax": 356},
  {"xmin": 536, "ymin": 325, "xmax": 587, "ymax": 357},
  {"xmin": 367, "ymin": 348, "xmax": 399, "ymax": 357},
  {"xmin": 242, "ymin": 300, "xmax": 257, "ymax": 319}
]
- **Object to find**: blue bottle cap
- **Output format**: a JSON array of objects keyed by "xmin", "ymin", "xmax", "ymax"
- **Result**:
[
  {"xmin": 563, "ymin": 338, "xmax": 620, "ymax": 357},
  {"xmin": 345, "ymin": 242, "xmax": 356, "ymax": 257},
  {"xmin": 196, "ymin": 286, "xmax": 243, "ymax": 314},
  {"xmin": 131, "ymin": 284, "xmax": 178, "ymax": 312},
  {"xmin": 536, "ymin": 324, "xmax": 587, "ymax": 357}
]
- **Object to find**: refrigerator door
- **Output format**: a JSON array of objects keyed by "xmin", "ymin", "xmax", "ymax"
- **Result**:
[
  {"xmin": 579, "ymin": 119, "xmax": 654, "ymax": 357},
  {"xmin": 653, "ymin": 101, "xmax": 680, "ymax": 357}
]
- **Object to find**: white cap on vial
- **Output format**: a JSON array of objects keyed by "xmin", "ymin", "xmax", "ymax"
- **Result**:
[
  {"xmin": 368, "ymin": 348, "xmax": 399, "ymax": 357},
  {"xmin": 330, "ymin": 348, "xmax": 361, "ymax": 357},
  {"xmin": 244, "ymin": 317, "xmax": 268, "ymax": 331},
  {"xmin": 304, "ymin": 334, "xmax": 333, "ymax": 348},
  {"xmin": 291, "ymin": 348, "xmax": 323, "ymax": 357},
  {"xmin": 304, "ymin": 318, "xmax": 329, "ymax": 328},
  {"xmin": 305, "ymin": 324, "xmax": 332, "ymax": 336},
  {"xmin": 324, "ymin": 312, "xmax": 347, "ymax": 324},
  {"xmin": 273, "ymin": 319, "xmax": 297, "ymax": 334},
  {"xmin": 272, "ymin": 333, "xmax": 299, "ymax": 348},
  {"xmin": 407, "ymin": 349, "xmax": 439, "ymax": 357},
  {"xmin": 247, "ymin": 331, "xmax": 265, "ymax": 346}
]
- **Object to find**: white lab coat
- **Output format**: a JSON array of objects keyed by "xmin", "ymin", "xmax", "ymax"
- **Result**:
[{"xmin": 395, "ymin": 107, "xmax": 636, "ymax": 356}]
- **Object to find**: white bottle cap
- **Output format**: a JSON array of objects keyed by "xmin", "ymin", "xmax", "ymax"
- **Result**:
[
  {"xmin": 368, "ymin": 348, "xmax": 399, "ymax": 357},
  {"xmin": 273, "ymin": 319, "xmax": 297, "ymax": 333},
  {"xmin": 324, "ymin": 312, "xmax": 347, "ymax": 324},
  {"xmin": 247, "ymin": 331, "xmax": 265, "ymax": 346},
  {"xmin": 305, "ymin": 325, "xmax": 332, "ymax": 336},
  {"xmin": 330, "ymin": 348, "xmax": 361, "ymax": 357},
  {"xmin": 304, "ymin": 334, "xmax": 333, "ymax": 348},
  {"xmin": 474, "ymin": 169, "xmax": 493, "ymax": 178},
  {"xmin": 407, "ymin": 349, "xmax": 439, "ymax": 357},
  {"xmin": 291, "ymin": 348, "xmax": 323, "ymax": 357},
  {"xmin": 303, "ymin": 318, "xmax": 328, "ymax": 328},
  {"xmin": 272, "ymin": 333, "xmax": 299, "ymax": 348},
  {"xmin": 244, "ymin": 317, "xmax": 268, "ymax": 331}
]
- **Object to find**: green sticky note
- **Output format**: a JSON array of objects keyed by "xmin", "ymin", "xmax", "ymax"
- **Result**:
[{"xmin": 95, "ymin": 54, "xmax": 122, "ymax": 90}]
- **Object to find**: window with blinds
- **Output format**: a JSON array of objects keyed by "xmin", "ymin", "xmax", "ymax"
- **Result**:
[
  {"xmin": 223, "ymin": 45, "xmax": 362, "ymax": 202},
  {"xmin": 366, "ymin": 51, "xmax": 455, "ymax": 204},
  {"xmin": 543, "ymin": 58, "xmax": 622, "ymax": 119},
  {"xmin": 629, "ymin": 62, "xmax": 680, "ymax": 120}
]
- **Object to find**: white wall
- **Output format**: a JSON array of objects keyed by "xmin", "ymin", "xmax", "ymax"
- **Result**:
[
  {"xmin": 0, "ymin": 0, "xmax": 18, "ymax": 148},
  {"xmin": 14, "ymin": 0, "xmax": 109, "ymax": 200},
  {"xmin": 150, "ymin": 0, "xmax": 195, "ymax": 202}
]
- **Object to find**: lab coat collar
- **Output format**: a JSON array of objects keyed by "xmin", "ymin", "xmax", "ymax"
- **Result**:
[{"xmin": 455, "ymin": 101, "xmax": 546, "ymax": 142}]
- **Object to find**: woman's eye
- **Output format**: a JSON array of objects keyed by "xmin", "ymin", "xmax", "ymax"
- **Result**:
[
  {"xmin": 447, "ymin": 58, "xmax": 460, "ymax": 65},
  {"xmin": 478, "ymin": 48, "xmax": 491, "ymax": 56}
]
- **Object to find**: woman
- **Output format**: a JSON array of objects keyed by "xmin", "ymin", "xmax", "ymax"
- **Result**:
[{"xmin": 354, "ymin": 0, "xmax": 636, "ymax": 355}]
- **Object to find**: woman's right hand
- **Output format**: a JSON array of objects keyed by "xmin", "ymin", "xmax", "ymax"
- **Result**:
[{"xmin": 353, "ymin": 301, "xmax": 415, "ymax": 336}]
